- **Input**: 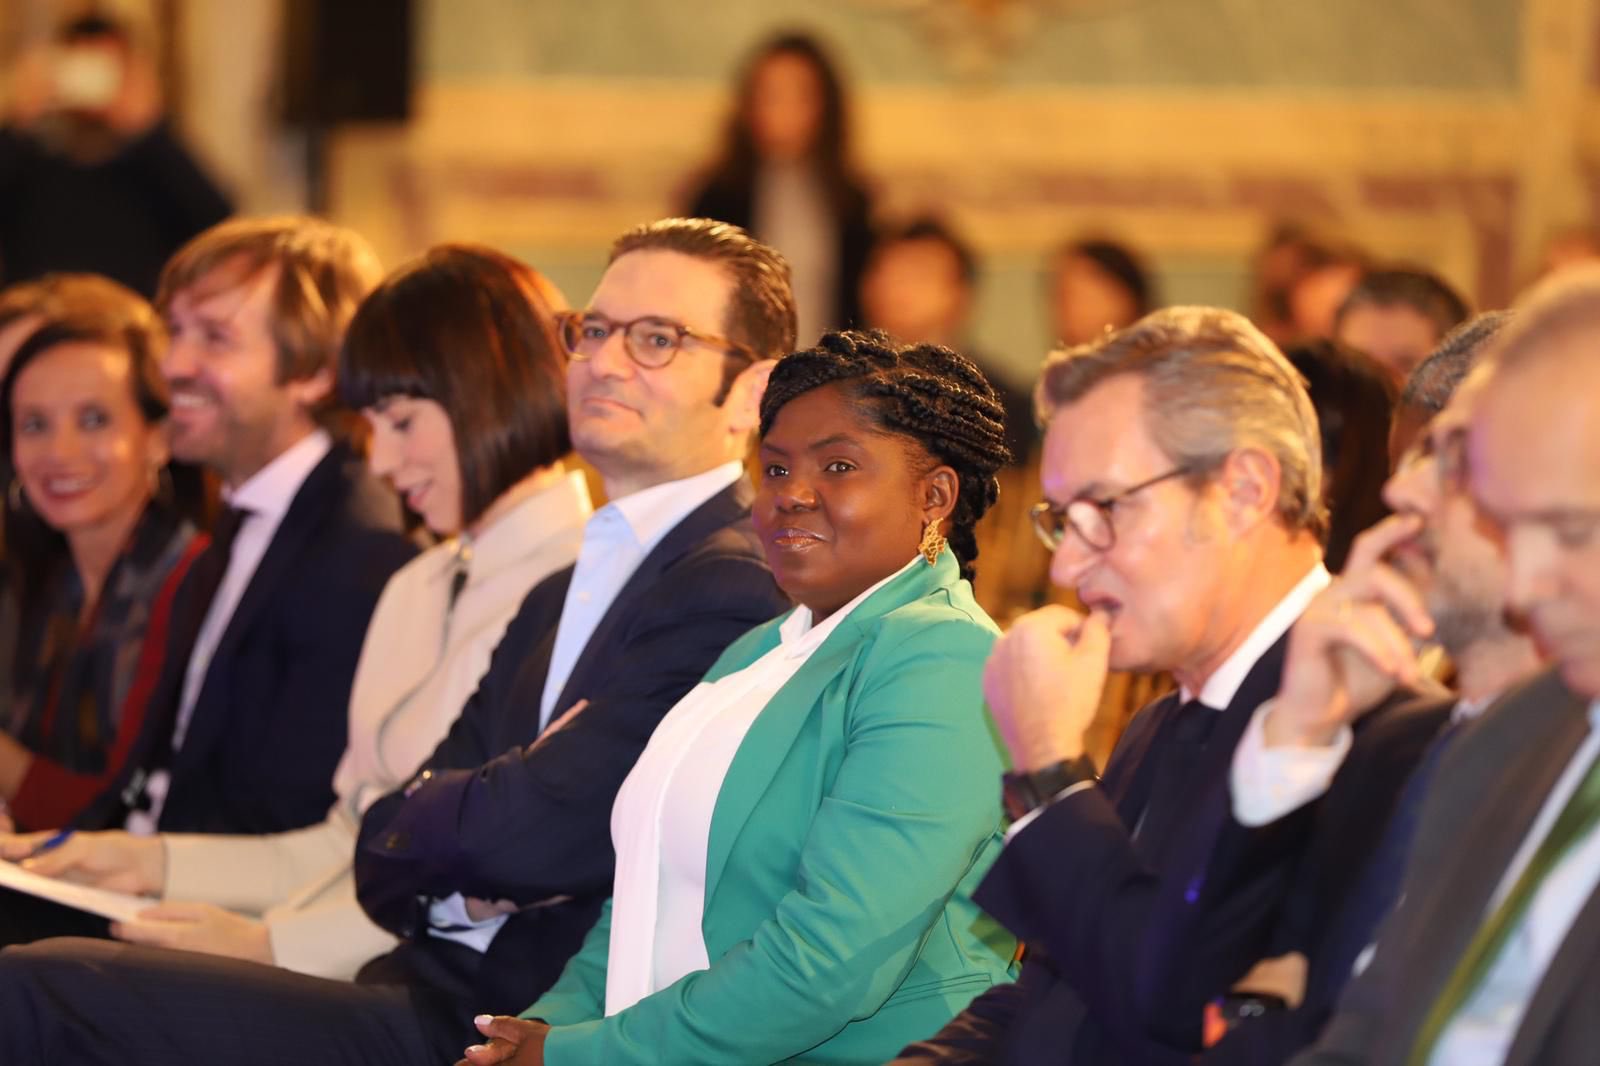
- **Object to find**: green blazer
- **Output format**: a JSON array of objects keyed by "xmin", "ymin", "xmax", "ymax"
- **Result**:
[{"xmin": 529, "ymin": 551, "xmax": 1017, "ymax": 1064}]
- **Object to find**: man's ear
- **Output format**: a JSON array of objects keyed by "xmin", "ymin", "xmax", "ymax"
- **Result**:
[
  {"xmin": 287, "ymin": 366, "xmax": 335, "ymax": 413},
  {"xmin": 725, "ymin": 359, "xmax": 776, "ymax": 437},
  {"xmin": 921, "ymin": 464, "xmax": 960, "ymax": 526},
  {"xmin": 1217, "ymin": 446, "xmax": 1283, "ymax": 533}
]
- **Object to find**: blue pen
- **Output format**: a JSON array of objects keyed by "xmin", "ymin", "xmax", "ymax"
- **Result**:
[{"xmin": 27, "ymin": 830, "xmax": 72, "ymax": 859}]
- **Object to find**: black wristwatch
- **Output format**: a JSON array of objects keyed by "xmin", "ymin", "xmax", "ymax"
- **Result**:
[{"xmin": 1002, "ymin": 755, "xmax": 1099, "ymax": 823}]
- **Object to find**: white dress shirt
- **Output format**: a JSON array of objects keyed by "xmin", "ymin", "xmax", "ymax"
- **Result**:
[
  {"xmin": 429, "ymin": 461, "xmax": 744, "ymax": 952},
  {"xmin": 604, "ymin": 559, "xmax": 915, "ymax": 1015},
  {"xmin": 127, "ymin": 429, "xmax": 332, "ymax": 834},
  {"xmin": 1427, "ymin": 698, "xmax": 1600, "ymax": 1065},
  {"xmin": 1006, "ymin": 563, "xmax": 1330, "ymax": 840}
]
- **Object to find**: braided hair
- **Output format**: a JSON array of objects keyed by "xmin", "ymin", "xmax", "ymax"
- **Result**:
[{"xmin": 760, "ymin": 329, "xmax": 1011, "ymax": 584}]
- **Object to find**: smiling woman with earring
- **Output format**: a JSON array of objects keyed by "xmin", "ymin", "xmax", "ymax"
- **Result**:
[
  {"xmin": 0, "ymin": 282, "xmax": 204, "ymax": 832},
  {"xmin": 460, "ymin": 329, "xmax": 1019, "ymax": 1066}
]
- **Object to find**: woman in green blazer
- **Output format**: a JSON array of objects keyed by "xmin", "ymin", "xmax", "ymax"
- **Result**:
[{"xmin": 462, "ymin": 331, "xmax": 1018, "ymax": 1066}]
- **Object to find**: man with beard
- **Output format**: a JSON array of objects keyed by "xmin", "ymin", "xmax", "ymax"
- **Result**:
[
  {"xmin": 1287, "ymin": 267, "xmax": 1600, "ymax": 1066},
  {"xmin": 1198, "ymin": 311, "xmax": 1544, "ymax": 1062}
]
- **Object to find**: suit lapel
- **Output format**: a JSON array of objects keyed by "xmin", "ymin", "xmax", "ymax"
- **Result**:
[
  {"xmin": 700, "ymin": 555, "xmax": 957, "ymax": 910},
  {"xmin": 700, "ymin": 638, "xmax": 855, "ymax": 905},
  {"xmin": 1392, "ymin": 683, "xmax": 1591, "ymax": 1043},
  {"xmin": 540, "ymin": 480, "xmax": 756, "ymax": 731},
  {"xmin": 502, "ymin": 569, "xmax": 571, "ymax": 747},
  {"xmin": 1504, "ymin": 879, "xmax": 1600, "ymax": 1066},
  {"xmin": 1104, "ymin": 635, "xmax": 1287, "ymax": 838},
  {"xmin": 1193, "ymin": 635, "xmax": 1290, "ymax": 807},
  {"xmin": 173, "ymin": 446, "xmax": 347, "ymax": 771}
]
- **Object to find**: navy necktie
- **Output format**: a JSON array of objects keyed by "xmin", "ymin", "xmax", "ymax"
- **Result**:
[{"xmin": 1134, "ymin": 698, "xmax": 1219, "ymax": 859}]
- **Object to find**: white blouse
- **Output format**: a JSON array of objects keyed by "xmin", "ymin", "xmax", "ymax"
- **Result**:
[{"xmin": 604, "ymin": 558, "xmax": 917, "ymax": 1015}]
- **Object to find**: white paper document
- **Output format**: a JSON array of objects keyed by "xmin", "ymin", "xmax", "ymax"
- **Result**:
[{"xmin": 0, "ymin": 859, "xmax": 152, "ymax": 922}]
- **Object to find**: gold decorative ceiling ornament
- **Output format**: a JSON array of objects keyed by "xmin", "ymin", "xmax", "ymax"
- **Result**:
[{"xmin": 839, "ymin": 0, "xmax": 1144, "ymax": 77}]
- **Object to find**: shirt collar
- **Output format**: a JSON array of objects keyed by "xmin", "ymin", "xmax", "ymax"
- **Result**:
[
  {"xmin": 1589, "ymin": 698, "xmax": 1600, "ymax": 731},
  {"xmin": 434, "ymin": 469, "xmax": 594, "ymax": 586},
  {"xmin": 776, "ymin": 556, "xmax": 919, "ymax": 657},
  {"xmin": 1184, "ymin": 562, "xmax": 1332, "ymax": 709},
  {"xmin": 601, "ymin": 461, "xmax": 743, "ymax": 554},
  {"xmin": 225, "ymin": 429, "xmax": 333, "ymax": 521},
  {"xmin": 1454, "ymin": 694, "xmax": 1497, "ymax": 724}
]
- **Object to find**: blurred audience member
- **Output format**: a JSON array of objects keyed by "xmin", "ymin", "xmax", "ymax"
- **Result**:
[
  {"xmin": 1388, "ymin": 310, "xmax": 1510, "ymax": 466},
  {"xmin": 1251, "ymin": 224, "xmax": 1321, "ymax": 347},
  {"xmin": 686, "ymin": 32, "xmax": 873, "ymax": 343},
  {"xmin": 861, "ymin": 216, "xmax": 1035, "ymax": 462},
  {"xmin": 1334, "ymin": 268, "xmax": 1470, "ymax": 387},
  {"xmin": 1287, "ymin": 244, "xmax": 1365, "ymax": 341},
  {"xmin": 1048, "ymin": 236, "xmax": 1153, "ymax": 347},
  {"xmin": 0, "ymin": 15, "xmax": 232, "ymax": 297},
  {"xmin": 0, "ymin": 276, "xmax": 211, "ymax": 526},
  {"xmin": 0, "ymin": 283, "xmax": 205, "ymax": 831},
  {"xmin": 1286, "ymin": 340, "xmax": 1397, "ymax": 572}
]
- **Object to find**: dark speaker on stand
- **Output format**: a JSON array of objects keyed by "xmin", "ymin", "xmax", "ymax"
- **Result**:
[{"xmin": 281, "ymin": 0, "xmax": 413, "ymax": 210}]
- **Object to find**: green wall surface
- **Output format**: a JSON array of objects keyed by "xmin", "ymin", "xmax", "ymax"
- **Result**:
[{"xmin": 424, "ymin": 0, "xmax": 1519, "ymax": 92}]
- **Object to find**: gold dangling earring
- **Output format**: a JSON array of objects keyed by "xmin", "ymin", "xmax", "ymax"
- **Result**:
[
  {"xmin": 919, "ymin": 519, "xmax": 947, "ymax": 566},
  {"xmin": 8, "ymin": 476, "xmax": 25, "ymax": 512}
]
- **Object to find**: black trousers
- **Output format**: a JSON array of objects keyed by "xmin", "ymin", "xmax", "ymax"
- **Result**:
[
  {"xmin": 0, "ymin": 937, "xmax": 474, "ymax": 1065},
  {"xmin": 0, "ymin": 886, "xmax": 111, "ymax": 947}
]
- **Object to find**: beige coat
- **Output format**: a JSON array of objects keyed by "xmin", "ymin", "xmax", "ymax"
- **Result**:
[{"xmin": 161, "ymin": 471, "xmax": 591, "ymax": 978}]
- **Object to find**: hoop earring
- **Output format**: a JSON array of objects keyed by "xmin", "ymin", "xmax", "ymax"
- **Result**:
[
  {"xmin": 151, "ymin": 464, "xmax": 175, "ymax": 505},
  {"xmin": 8, "ymin": 476, "xmax": 25, "ymax": 513},
  {"xmin": 919, "ymin": 519, "xmax": 947, "ymax": 566}
]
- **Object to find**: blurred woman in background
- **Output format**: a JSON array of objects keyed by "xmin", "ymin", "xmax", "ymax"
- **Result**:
[{"xmin": 686, "ymin": 32, "xmax": 874, "ymax": 343}]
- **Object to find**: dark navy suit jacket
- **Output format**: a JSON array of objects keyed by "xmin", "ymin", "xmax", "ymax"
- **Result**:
[
  {"xmin": 75, "ymin": 441, "xmax": 414, "ymax": 835},
  {"xmin": 1196, "ymin": 696, "xmax": 1453, "ymax": 1065},
  {"xmin": 898, "ymin": 629, "xmax": 1441, "ymax": 1066},
  {"xmin": 354, "ymin": 479, "xmax": 790, "ymax": 1019}
]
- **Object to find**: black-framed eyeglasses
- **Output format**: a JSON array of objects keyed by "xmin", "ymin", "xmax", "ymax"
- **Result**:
[
  {"xmin": 1029, "ymin": 465, "xmax": 1198, "ymax": 553},
  {"xmin": 1396, "ymin": 424, "xmax": 1469, "ymax": 497},
  {"xmin": 556, "ymin": 310, "xmax": 756, "ymax": 370}
]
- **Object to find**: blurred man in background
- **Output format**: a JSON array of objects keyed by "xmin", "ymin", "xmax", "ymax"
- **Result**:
[
  {"xmin": 1333, "ymin": 268, "xmax": 1469, "ymax": 388},
  {"xmin": 0, "ymin": 13, "xmax": 233, "ymax": 297},
  {"xmin": 861, "ymin": 215, "xmax": 1035, "ymax": 463}
]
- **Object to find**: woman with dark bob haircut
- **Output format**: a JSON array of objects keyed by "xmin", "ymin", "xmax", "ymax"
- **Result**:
[
  {"xmin": 8, "ymin": 245, "xmax": 592, "ymax": 979},
  {"xmin": 454, "ymin": 329, "xmax": 1018, "ymax": 1065}
]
